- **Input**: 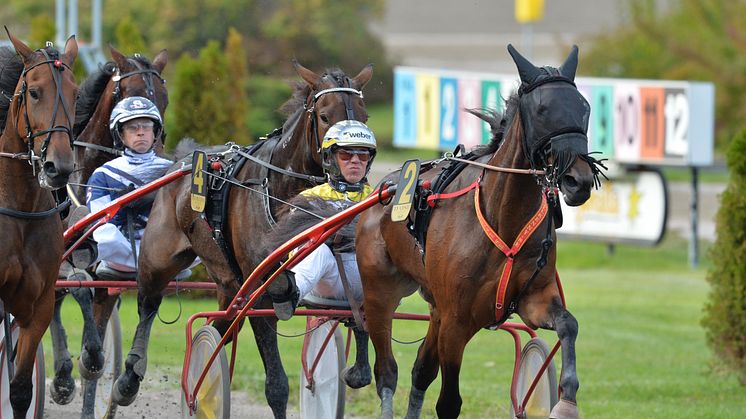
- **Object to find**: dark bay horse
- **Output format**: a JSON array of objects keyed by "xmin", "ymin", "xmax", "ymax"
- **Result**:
[
  {"xmin": 0, "ymin": 30, "xmax": 78, "ymax": 417},
  {"xmin": 110, "ymin": 62, "xmax": 372, "ymax": 417},
  {"xmin": 48, "ymin": 46, "xmax": 168, "ymax": 405},
  {"xmin": 356, "ymin": 45, "xmax": 604, "ymax": 418}
]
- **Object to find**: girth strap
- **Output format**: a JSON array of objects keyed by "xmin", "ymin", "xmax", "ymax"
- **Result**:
[{"xmin": 474, "ymin": 184, "xmax": 548, "ymax": 322}]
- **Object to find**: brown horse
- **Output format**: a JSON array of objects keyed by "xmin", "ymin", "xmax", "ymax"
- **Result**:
[
  {"xmin": 0, "ymin": 30, "xmax": 78, "ymax": 417},
  {"xmin": 356, "ymin": 45, "xmax": 604, "ymax": 418},
  {"xmin": 110, "ymin": 62, "xmax": 372, "ymax": 417},
  {"xmin": 48, "ymin": 46, "xmax": 168, "ymax": 405}
]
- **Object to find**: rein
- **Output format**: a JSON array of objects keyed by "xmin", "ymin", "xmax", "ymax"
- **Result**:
[
  {"xmin": 0, "ymin": 197, "xmax": 71, "ymax": 219},
  {"xmin": 442, "ymin": 153, "xmax": 546, "ymax": 176},
  {"xmin": 72, "ymin": 140, "xmax": 123, "ymax": 157},
  {"xmin": 231, "ymin": 144, "xmax": 326, "ymax": 184}
]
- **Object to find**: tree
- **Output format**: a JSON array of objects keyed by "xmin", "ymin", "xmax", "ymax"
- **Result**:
[
  {"xmin": 166, "ymin": 53, "xmax": 202, "ymax": 149},
  {"xmin": 224, "ymin": 28, "xmax": 250, "ymax": 142},
  {"xmin": 702, "ymin": 128, "xmax": 746, "ymax": 385},
  {"xmin": 167, "ymin": 41, "xmax": 235, "ymax": 148},
  {"xmin": 114, "ymin": 16, "xmax": 146, "ymax": 55},
  {"xmin": 27, "ymin": 15, "xmax": 55, "ymax": 48},
  {"xmin": 583, "ymin": 0, "xmax": 746, "ymax": 152}
]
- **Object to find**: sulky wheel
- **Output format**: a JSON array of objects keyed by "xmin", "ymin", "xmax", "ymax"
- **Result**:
[
  {"xmin": 0, "ymin": 315, "xmax": 45, "ymax": 419},
  {"xmin": 81, "ymin": 306, "xmax": 122, "ymax": 418},
  {"xmin": 510, "ymin": 337, "xmax": 559, "ymax": 419},
  {"xmin": 299, "ymin": 319, "xmax": 346, "ymax": 419},
  {"xmin": 181, "ymin": 325, "xmax": 230, "ymax": 419}
]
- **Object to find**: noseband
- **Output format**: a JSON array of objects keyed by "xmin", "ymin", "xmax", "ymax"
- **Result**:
[{"xmin": 11, "ymin": 47, "xmax": 75, "ymax": 173}]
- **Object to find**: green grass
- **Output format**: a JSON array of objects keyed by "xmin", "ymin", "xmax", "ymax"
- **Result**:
[{"xmin": 43, "ymin": 235, "xmax": 744, "ymax": 418}]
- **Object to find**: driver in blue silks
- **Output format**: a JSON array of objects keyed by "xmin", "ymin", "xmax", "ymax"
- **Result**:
[{"xmin": 86, "ymin": 96, "xmax": 188, "ymax": 280}]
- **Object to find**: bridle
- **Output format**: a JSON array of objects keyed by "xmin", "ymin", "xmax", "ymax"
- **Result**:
[
  {"xmin": 111, "ymin": 55, "xmax": 165, "ymax": 105},
  {"xmin": 0, "ymin": 47, "xmax": 75, "ymax": 175},
  {"xmin": 0, "ymin": 45, "xmax": 74, "ymax": 219},
  {"xmin": 304, "ymin": 75, "xmax": 363, "ymax": 153}
]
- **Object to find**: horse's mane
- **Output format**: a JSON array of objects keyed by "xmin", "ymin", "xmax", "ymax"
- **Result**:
[
  {"xmin": 73, "ymin": 61, "xmax": 117, "ymax": 136},
  {"xmin": 0, "ymin": 47, "xmax": 24, "ymax": 130},
  {"xmin": 468, "ymin": 92, "xmax": 520, "ymax": 158}
]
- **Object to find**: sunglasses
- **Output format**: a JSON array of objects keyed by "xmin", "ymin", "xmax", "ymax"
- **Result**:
[
  {"xmin": 122, "ymin": 121, "xmax": 155, "ymax": 132},
  {"xmin": 337, "ymin": 149, "xmax": 371, "ymax": 162}
]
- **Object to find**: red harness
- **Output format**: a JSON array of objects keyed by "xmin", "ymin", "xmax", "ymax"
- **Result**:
[
  {"xmin": 474, "ymin": 182, "xmax": 548, "ymax": 321},
  {"xmin": 427, "ymin": 175, "xmax": 550, "ymax": 322}
]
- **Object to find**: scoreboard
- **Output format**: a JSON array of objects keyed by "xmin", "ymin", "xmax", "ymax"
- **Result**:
[{"xmin": 393, "ymin": 66, "xmax": 715, "ymax": 167}]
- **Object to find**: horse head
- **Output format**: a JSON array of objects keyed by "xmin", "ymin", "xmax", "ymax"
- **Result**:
[
  {"xmin": 292, "ymin": 61, "xmax": 372, "ymax": 167},
  {"xmin": 508, "ymin": 44, "xmax": 603, "ymax": 206},
  {"xmin": 109, "ymin": 46, "xmax": 168, "ymax": 113},
  {"xmin": 7, "ymin": 29, "xmax": 78, "ymax": 190}
]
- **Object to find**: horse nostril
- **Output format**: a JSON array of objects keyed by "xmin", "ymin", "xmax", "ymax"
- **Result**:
[{"xmin": 43, "ymin": 161, "xmax": 59, "ymax": 178}]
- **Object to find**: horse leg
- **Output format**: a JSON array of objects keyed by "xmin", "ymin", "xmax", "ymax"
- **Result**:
[
  {"xmin": 71, "ymin": 286, "xmax": 106, "ymax": 380},
  {"xmin": 248, "ymin": 316, "xmax": 288, "ymax": 418},
  {"xmin": 10, "ymin": 289, "xmax": 54, "ymax": 418},
  {"xmin": 364, "ymin": 292, "xmax": 400, "ymax": 419},
  {"xmin": 405, "ymin": 308, "xmax": 442, "ymax": 419},
  {"xmin": 549, "ymin": 303, "xmax": 580, "ymax": 419},
  {"xmin": 111, "ymin": 290, "xmax": 163, "ymax": 406},
  {"xmin": 434, "ymin": 315, "xmax": 475, "ymax": 419},
  {"xmin": 342, "ymin": 325, "xmax": 371, "ymax": 389},
  {"xmin": 48, "ymin": 291, "xmax": 77, "ymax": 404}
]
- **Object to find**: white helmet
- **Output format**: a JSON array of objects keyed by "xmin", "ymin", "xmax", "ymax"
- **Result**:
[
  {"xmin": 109, "ymin": 96, "xmax": 163, "ymax": 149},
  {"xmin": 321, "ymin": 120, "xmax": 377, "ymax": 180}
]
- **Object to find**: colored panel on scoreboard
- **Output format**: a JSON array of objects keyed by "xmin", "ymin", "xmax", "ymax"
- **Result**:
[
  {"xmin": 480, "ymin": 80, "xmax": 501, "ymax": 144},
  {"xmin": 458, "ymin": 78, "xmax": 481, "ymax": 149},
  {"xmin": 640, "ymin": 87, "xmax": 665, "ymax": 160},
  {"xmin": 613, "ymin": 84, "xmax": 642, "ymax": 163},
  {"xmin": 439, "ymin": 77, "xmax": 459, "ymax": 149},
  {"xmin": 393, "ymin": 71, "xmax": 417, "ymax": 148},
  {"xmin": 415, "ymin": 73, "xmax": 440, "ymax": 149},
  {"xmin": 663, "ymin": 87, "xmax": 689, "ymax": 158},
  {"xmin": 590, "ymin": 85, "xmax": 614, "ymax": 159}
]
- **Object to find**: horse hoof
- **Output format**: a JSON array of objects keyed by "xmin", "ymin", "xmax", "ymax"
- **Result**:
[
  {"xmin": 342, "ymin": 364, "xmax": 371, "ymax": 389},
  {"xmin": 50, "ymin": 375, "xmax": 76, "ymax": 405},
  {"xmin": 78, "ymin": 350, "xmax": 105, "ymax": 380},
  {"xmin": 112, "ymin": 374, "xmax": 140, "ymax": 406},
  {"xmin": 549, "ymin": 400, "xmax": 579, "ymax": 419}
]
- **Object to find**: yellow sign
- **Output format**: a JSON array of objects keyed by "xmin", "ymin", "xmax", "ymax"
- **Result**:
[
  {"xmin": 391, "ymin": 160, "xmax": 420, "ymax": 222},
  {"xmin": 415, "ymin": 74, "xmax": 440, "ymax": 148},
  {"xmin": 190, "ymin": 151, "xmax": 207, "ymax": 212},
  {"xmin": 515, "ymin": 0, "xmax": 544, "ymax": 23}
]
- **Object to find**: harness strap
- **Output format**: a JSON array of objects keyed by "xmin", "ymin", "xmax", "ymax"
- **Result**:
[
  {"xmin": 333, "ymin": 235, "xmax": 366, "ymax": 331},
  {"xmin": 473, "ymin": 183, "xmax": 548, "ymax": 321},
  {"xmin": 426, "ymin": 180, "xmax": 480, "ymax": 207}
]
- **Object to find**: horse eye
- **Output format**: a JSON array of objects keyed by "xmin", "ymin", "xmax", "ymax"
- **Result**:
[
  {"xmin": 29, "ymin": 89, "xmax": 40, "ymax": 100},
  {"xmin": 319, "ymin": 113, "xmax": 330, "ymax": 124}
]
